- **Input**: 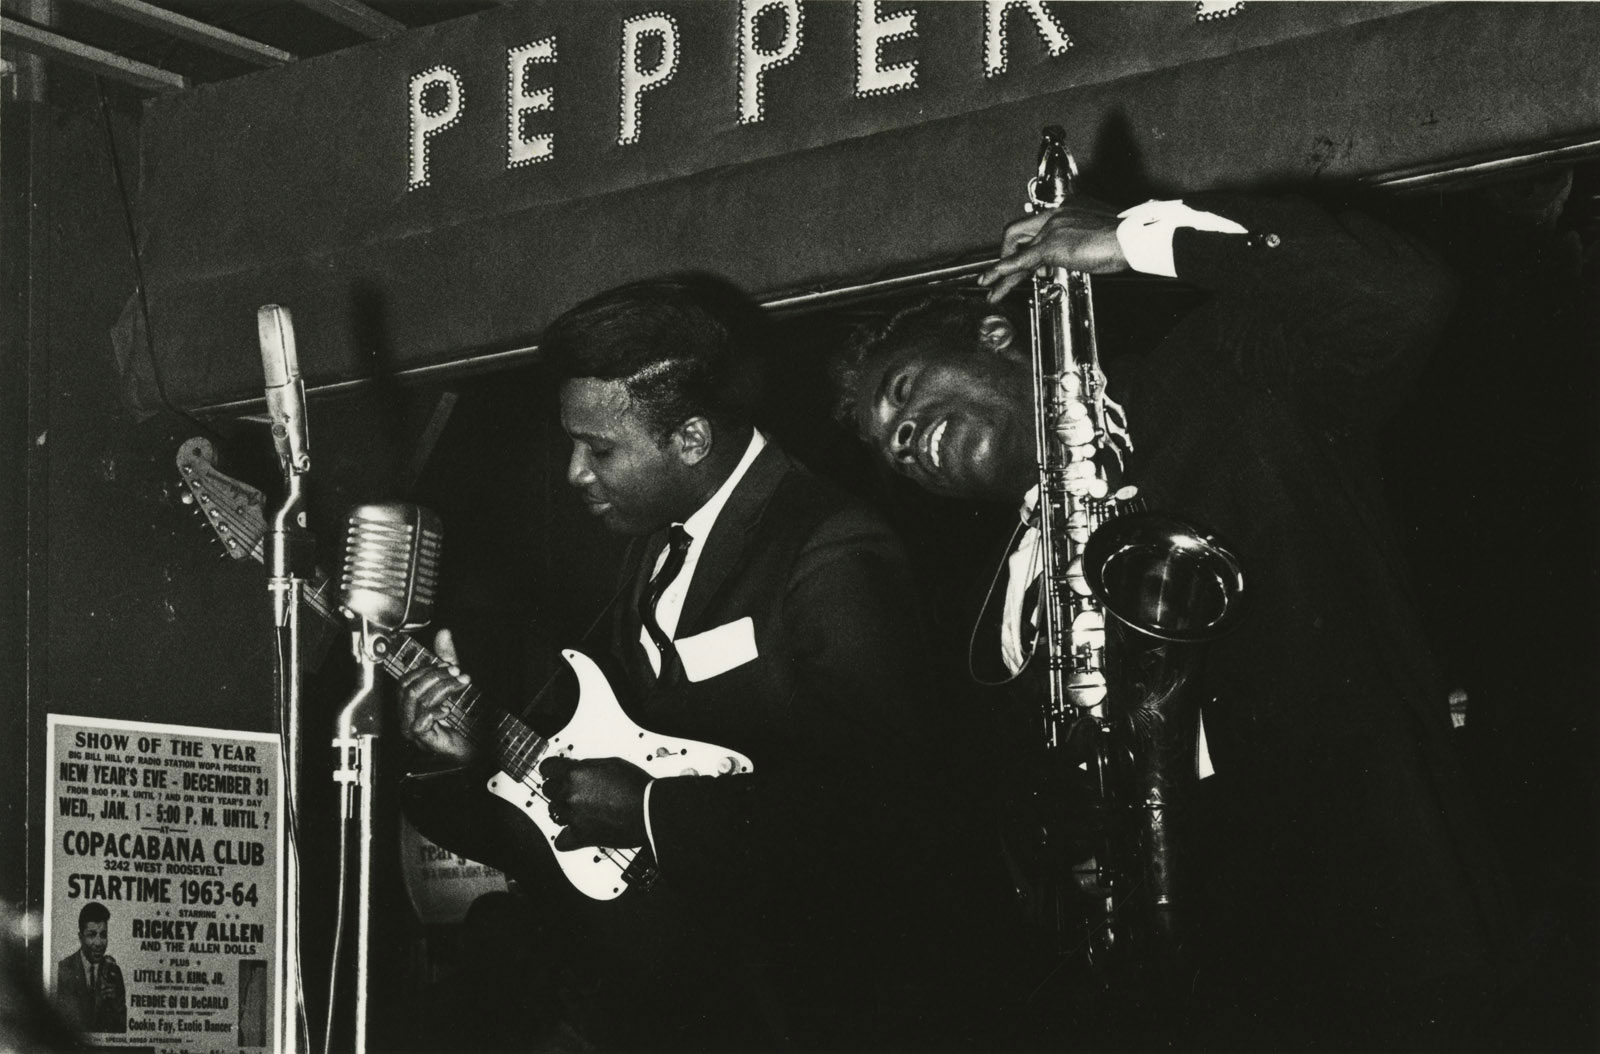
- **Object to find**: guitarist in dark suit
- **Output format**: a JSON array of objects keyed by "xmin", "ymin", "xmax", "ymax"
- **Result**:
[{"xmin": 399, "ymin": 275, "xmax": 980, "ymax": 1049}]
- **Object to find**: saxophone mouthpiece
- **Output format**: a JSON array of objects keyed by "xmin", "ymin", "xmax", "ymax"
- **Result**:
[{"xmin": 1028, "ymin": 125, "xmax": 1077, "ymax": 213}]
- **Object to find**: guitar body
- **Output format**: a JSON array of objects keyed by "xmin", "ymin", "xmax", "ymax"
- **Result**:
[
  {"xmin": 484, "ymin": 649, "xmax": 753, "ymax": 901},
  {"xmin": 174, "ymin": 440, "xmax": 752, "ymax": 901}
]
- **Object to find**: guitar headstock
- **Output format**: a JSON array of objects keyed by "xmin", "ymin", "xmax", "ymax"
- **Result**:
[{"xmin": 176, "ymin": 437, "xmax": 269, "ymax": 564}]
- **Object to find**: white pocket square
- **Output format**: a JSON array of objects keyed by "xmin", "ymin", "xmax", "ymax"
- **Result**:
[{"xmin": 676, "ymin": 617, "xmax": 758, "ymax": 682}]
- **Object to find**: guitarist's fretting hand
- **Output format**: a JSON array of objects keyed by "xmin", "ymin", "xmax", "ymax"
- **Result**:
[
  {"xmin": 398, "ymin": 629, "xmax": 480, "ymax": 764},
  {"xmin": 539, "ymin": 756, "xmax": 650, "ymax": 851}
]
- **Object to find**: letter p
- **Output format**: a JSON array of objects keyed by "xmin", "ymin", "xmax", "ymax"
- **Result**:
[
  {"xmin": 409, "ymin": 66, "xmax": 464, "ymax": 189},
  {"xmin": 618, "ymin": 13, "xmax": 679, "ymax": 146}
]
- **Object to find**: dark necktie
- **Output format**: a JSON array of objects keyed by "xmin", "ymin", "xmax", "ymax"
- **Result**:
[{"xmin": 640, "ymin": 525, "xmax": 692, "ymax": 676}]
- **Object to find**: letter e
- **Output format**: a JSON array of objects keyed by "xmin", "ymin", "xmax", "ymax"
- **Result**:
[
  {"xmin": 855, "ymin": 0, "xmax": 918, "ymax": 98},
  {"xmin": 507, "ymin": 37, "xmax": 557, "ymax": 168}
]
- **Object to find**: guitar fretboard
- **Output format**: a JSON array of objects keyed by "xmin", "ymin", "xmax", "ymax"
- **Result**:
[
  {"xmin": 179, "ymin": 446, "xmax": 555, "ymax": 785},
  {"xmin": 381, "ymin": 634, "xmax": 551, "ymax": 781}
]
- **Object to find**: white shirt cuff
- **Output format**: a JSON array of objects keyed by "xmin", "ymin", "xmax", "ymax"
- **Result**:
[
  {"xmin": 1116, "ymin": 200, "xmax": 1248, "ymax": 278},
  {"xmin": 642, "ymin": 778, "xmax": 660, "ymax": 864}
]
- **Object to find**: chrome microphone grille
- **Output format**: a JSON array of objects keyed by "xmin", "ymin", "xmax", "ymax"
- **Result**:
[{"xmin": 339, "ymin": 502, "xmax": 443, "ymax": 630}]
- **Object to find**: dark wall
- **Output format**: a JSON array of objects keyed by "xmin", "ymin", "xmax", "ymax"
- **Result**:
[
  {"xmin": 1388, "ymin": 172, "xmax": 1599, "ymax": 1032},
  {"xmin": 0, "ymin": 79, "xmax": 632, "ymax": 1022},
  {"xmin": 0, "ymin": 88, "xmax": 278, "ymax": 906},
  {"xmin": 0, "ymin": 91, "xmax": 37, "ymax": 910}
]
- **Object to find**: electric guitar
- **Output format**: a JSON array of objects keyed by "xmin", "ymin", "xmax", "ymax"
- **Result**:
[{"xmin": 176, "ymin": 436, "xmax": 754, "ymax": 900}]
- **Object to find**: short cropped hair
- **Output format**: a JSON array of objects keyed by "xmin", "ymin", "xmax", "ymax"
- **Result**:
[
  {"xmin": 541, "ymin": 273, "xmax": 767, "ymax": 441},
  {"xmin": 78, "ymin": 902, "xmax": 110, "ymax": 930},
  {"xmin": 828, "ymin": 294, "xmax": 998, "ymax": 429}
]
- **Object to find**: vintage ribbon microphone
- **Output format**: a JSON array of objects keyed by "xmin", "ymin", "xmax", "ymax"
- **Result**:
[
  {"xmin": 333, "ymin": 503, "xmax": 443, "ymax": 1054},
  {"xmin": 257, "ymin": 304, "xmax": 313, "ymax": 1053}
]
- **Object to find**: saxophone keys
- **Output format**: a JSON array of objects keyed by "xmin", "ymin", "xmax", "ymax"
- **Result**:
[
  {"xmin": 1070, "ymin": 609, "xmax": 1106, "ymax": 649},
  {"xmin": 1067, "ymin": 671, "xmax": 1107, "ymax": 710},
  {"xmin": 1055, "ymin": 416, "xmax": 1095, "ymax": 446},
  {"xmin": 1065, "ymin": 555, "xmax": 1093, "ymax": 596}
]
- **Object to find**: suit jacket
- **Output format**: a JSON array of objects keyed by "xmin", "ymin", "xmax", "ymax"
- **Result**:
[
  {"xmin": 581, "ymin": 442, "xmax": 947, "ymax": 1047},
  {"xmin": 55, "ymin": 950, "xmax": 126, "ymax": 1034},
  {"xmin": 1101, "ymin": 193, "xmax": 1513, "ymax": 994}
]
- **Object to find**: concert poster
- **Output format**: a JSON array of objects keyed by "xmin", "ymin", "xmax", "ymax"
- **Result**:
[{"xmin": 43, "ymin": 715, "xmax": 284, "ymax": 1052}]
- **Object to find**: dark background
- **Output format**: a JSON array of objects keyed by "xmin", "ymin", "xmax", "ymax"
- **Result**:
[{"xmin": 3, "ymin": 33, "xmax": 1596, "ymax": 1054}]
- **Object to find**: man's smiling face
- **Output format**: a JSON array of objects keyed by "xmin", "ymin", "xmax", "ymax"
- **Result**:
[{"xmin": 849, "ymin": 327, "xmax": 1037, "ymax": 502}]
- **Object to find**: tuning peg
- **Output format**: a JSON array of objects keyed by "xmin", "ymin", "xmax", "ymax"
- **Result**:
[{"xmin": 180, "ymin": 491, "xmax": 195, "ymax": 506}]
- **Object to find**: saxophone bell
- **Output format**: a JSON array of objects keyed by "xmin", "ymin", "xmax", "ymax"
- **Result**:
[{"xmin": 1082, "ymin": 512, "xmax": 1245, "ymax": 644}]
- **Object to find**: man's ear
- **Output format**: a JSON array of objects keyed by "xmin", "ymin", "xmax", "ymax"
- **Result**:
[
  {"xmin": 672, "ymin": 415, "xmax": 713, "ymax": 466},
  {"xmin": 977, "ymin": 314, "xmax": 1021, "ymax": 360}
]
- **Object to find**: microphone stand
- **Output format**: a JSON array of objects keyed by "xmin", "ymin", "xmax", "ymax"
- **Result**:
[
  {"xmin": 267, "ymin": 452, "xmax": 313, "ymax": 1054},
  {"xmin": 260, "ymin": 303, "xmax": 313, "ymax": 1052},
  {"xmin": 332, "ymin": 621, "xmax": 385, "ymax": 1054}
]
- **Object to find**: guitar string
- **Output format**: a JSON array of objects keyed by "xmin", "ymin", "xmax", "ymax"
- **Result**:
[
  {"xmin": 385, "ymin": 637, "xmax": 640, "ymax": 878},
  {"xmin": 193, "ymin": 477, "xmax": 640, "ymax": 880},
  {"xmin": 193, "ymin": 479, "xmax": 562, "ymax": 780}
]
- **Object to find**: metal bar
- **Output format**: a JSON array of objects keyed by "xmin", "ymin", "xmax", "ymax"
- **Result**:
[
  {"xmin": 62, "ymin": 0, "xmax": 295, "ymax": 66},
  {"xmin": 1367, "ymin": 137, "xmax": 1600, "ymax": 191},
  {"xmin": 187, "ymin": 261, "xmax": 999, "ymax": 417},
  {"xmin": 187, "ymin": 263, "xmax": 1172, "ymax": 417},
  {"xmin": 764, "ymin": 259, "xmax": 993, "ymax": 312},
  {"xmin": 0, "ymin": 17, "xmax": 186, "ymax": 91},
  {"xmin": 288, "ymin": 0, "xmax": 404, "ymax": 39},
  {"xmin": 187, "ymin": 137, "xmax": 1600, "ymax": 418}
]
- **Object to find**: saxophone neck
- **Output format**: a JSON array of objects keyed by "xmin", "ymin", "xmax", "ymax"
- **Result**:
[{"xmin": 1028, "ymin": 124, "xmax": 1076, "ymax": 213}]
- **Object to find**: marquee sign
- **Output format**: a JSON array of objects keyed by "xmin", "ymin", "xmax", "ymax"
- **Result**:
[
  {"xmin": 131, "ymin": 2, "xmax": 1599, "ymax": 409},
  {"xmin": 407, "ymin": 0, "xmax": 1087, "ymax": 188},
  {"xmin": 148, "ymin": 0, "xmax": 1321, "ymax": 270}
]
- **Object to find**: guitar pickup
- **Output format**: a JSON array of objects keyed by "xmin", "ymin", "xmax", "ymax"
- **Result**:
[{"xmin": 621, "ymin": 852, "xmax": 659, "ymax": 893}]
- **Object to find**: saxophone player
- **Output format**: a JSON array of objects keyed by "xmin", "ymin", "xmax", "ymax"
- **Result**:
[{"xmin": 828, "ymin": 187, "xmax": 1514, "ymax": 1046}]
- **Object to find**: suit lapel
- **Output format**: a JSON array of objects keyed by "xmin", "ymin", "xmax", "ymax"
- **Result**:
[{"xmin": 676, "ymin": 443, "xmax": 791, "ymax": 640}]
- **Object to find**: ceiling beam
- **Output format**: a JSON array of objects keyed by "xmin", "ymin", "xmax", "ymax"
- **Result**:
[
  {"xmin": 0, "ymin": 16, "xmax": 187, "ymax": 91},
  {"xmin": 62, "ymin": 0, "xmax": 296, "ymax": 66},
  {"xmin": 289, "ymin": 0, "xmax": 405, "ymax": 40}
]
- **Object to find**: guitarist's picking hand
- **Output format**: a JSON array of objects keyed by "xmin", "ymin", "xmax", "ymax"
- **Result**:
[
  {"xmin": 398, "ymin": 629, "xmax": 479, "ymax": 763},
  {"xmin": 540, "ymin": 756, "xmax": 649, "ymax": 851}
]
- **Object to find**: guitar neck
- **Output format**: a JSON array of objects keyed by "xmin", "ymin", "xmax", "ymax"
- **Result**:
[
  {"xmin": 178, "ymin": 443, "xmax": 552, "ymax": 785},
  {"xmin": 275, "ymin": 560, "xmax": 546, "ymax": 778},
  {"xmin": 300, "ymin": 567, "xmax": 343, "ymax": 625},
  {"xmin": 379, "ymin": 634, "xmax": 550, "ymax": 780}
]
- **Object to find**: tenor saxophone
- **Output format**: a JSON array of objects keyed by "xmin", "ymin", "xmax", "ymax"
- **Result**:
[{"xmin": 1022, "ymin": 126, "xmax": 1244, "ymax": 981}]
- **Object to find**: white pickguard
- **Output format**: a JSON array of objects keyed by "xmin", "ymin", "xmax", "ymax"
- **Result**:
[{"xmin": 484, "ymin": 649, "xmax": 754, "ymax": 900}]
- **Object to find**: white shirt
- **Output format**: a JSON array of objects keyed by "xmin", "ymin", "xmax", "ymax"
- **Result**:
[
  {"xmin": 641, "ymin": 427, "xmax": 768, "ymax": 861},
  {"xmin": 1115, "ymin": 199, "xmax": 1248, "ymax": 278},
  {"xmin": 638, "ymin": 428, "xmax": 768, "ymax": 676}
]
